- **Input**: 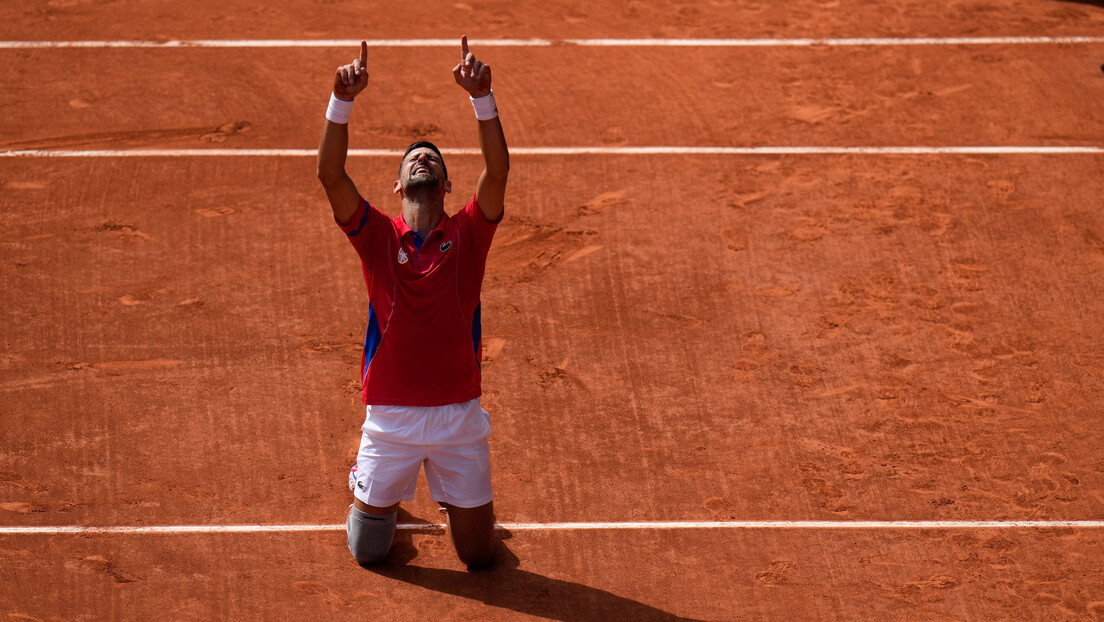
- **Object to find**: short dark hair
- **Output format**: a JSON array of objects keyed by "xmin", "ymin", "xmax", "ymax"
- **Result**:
[{"xmin": 401, "ymin": 141, "xmax": 447, "ymax": 180}]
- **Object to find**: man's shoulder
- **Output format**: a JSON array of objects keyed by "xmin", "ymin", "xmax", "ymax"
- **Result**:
[
  {"xmin": 454, "ymin": 195, "xmax": 501, "ymax": 225},
  {"xmin": 366, "ymin": 202, "xmax": 405, "ymax": 238}
]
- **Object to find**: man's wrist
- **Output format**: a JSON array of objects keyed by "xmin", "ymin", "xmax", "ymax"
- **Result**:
[
  {"xmin": 470, "ymin": 90, "xmax": 497, "ymax": 121},
  {"xmin": 327, "ymin": 92, "xmax": 355, "ymax": 124}
]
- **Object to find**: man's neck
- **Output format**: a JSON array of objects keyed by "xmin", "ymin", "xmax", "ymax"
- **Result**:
[{"xmin": 401, "ymin": 198, "xmax": 445, "ymax": 238}]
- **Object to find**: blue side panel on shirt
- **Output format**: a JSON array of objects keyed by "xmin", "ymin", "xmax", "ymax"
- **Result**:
[
  {"xmin": 363, "ymin": 304, "xmax": 382, "ymax": 381},
  {"xmin": 471, "ymin": 302, "xmax": 482, "ymax": 368}
]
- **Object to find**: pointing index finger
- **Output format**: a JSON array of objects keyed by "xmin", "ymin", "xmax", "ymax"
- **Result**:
[
  {"xmin": 461, "ymin": 35, "xmax": 469, "ymax": 61},
  {"xmin": 359, "ymin": 40, "xmax": 368, "ymax": 67}
]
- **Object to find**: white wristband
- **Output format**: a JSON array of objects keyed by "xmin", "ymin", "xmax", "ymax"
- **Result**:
[
  {"xmin": 326, "ymin": 93, "xmax": 354, "ymax": 124},
  {"xmin": 470, "ymin": 90, "xmax": 497, "ymax": 121}
]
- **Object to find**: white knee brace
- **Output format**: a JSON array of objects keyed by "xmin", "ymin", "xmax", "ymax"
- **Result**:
[{"xmin": 346, "ymin": 505, "xmax": 397, "ymax": 566}]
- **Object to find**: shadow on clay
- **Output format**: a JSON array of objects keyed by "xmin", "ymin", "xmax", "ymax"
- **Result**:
[
  {"xmin": 366, "ymin": 520, "xmax": 706, "ymax": 622},
  {"xmin": 1056, "ymin": 0, "xmax": 1104, "ymax": 9}
]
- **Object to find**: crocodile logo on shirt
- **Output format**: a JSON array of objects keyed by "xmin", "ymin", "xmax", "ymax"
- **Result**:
[
  {"xmin": 397, "ymin": 248, "xmax": 409, "ymax": 264},
  {"xmin": 440, "ymin": 241, "xmax": 453, "ymax": 252}
]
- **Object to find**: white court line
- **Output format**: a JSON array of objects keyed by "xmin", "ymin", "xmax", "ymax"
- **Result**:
[
  {"xmin": 1, "ymin": 37, "xmax": 1103, "ymax": 49},
  {"xmin": 1, "ymin": 147, "xmax": 1102, "ymax": 158},
  {"xmin": 2, "ymin": 520, "xmax": 1104, "ymax": 535},
  {"xmin": 569, "ymin": 36, "xmax": 1104, "ymax": 46}
]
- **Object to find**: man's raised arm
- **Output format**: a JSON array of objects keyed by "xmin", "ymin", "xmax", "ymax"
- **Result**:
[
  {"xmin": 453, "ymin": 36, "xmax": 509, "ymax": 222},
  {"xmin": 317, "ymin": 41, "xmax": 370, "ymax": 226}
]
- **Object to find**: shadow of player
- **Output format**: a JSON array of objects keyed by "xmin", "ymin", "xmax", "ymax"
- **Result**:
[
  {"xmin": 1056, "ymin": 0, "xmax": 1104, "ymax": 8},
  {"xmin": 369, "ymin": 522, "xmax": 705, "ymax": 622}
]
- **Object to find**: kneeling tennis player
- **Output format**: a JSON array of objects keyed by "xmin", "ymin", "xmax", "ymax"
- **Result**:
[{"xmin": 317, "ymin": 36, "xmax": 509, "ymax": 569}]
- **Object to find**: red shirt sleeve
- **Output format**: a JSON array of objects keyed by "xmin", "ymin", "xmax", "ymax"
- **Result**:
[
  {"xmin": 336, "ymin": 197, "xmax": 390, "ymax": 264},
  {"xmin": 461, "ymin": 194, "xmax": 501, "ymax": 255}
]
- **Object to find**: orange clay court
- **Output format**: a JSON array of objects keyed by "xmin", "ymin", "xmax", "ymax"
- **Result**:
[{"xmin": 2, "ymin": 1, "xmax": 1104, "ymax": 620}]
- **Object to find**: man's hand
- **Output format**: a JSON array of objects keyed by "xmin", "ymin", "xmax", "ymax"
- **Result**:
[
  {"xmin": 453, "ymin": 35, "xmax": 491, "ymax": 98},
  {"xmin": 333, "ymin": 41, "xmax": 370, "ymax": 101}
]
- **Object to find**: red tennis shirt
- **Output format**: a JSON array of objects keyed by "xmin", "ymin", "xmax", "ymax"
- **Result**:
[{"xmin": 337, "ymin": 195, "xmax": 499, "ymax": 406}]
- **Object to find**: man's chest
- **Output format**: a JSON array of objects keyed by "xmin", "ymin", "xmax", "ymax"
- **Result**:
[{"xmin": 395, "ymin": 229, "xmax": 459, "ymax": 275}]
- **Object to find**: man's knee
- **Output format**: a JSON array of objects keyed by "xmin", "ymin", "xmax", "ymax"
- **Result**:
[
  {"xmin": 440, "ymin": 501, "xmax": 495, "ymax": 569},
  {"xmin": 455, "ymin": 528, "xmax": 495, "ymax": 569},
  {"xmin": 459, "ymin": 547, "xmax": 494, "ymax": 570},
  {"xmin": 346, "ymin": 506, "xmax": 397, "ymax": 566}
]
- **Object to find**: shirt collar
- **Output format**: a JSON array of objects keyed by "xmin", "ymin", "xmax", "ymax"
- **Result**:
[{"xmin": 396, "ymin": 211, "xmax": 450, "ymax": 241}]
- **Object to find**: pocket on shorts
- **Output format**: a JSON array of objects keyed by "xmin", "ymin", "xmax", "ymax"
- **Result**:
[
  {"xmin": 450, "ymin": 399, "xmax": 492, "ymax": 444},
  {"xmin": 361, "ymin": 406, "xmax": 407, "ymax": 442},
  {"xmin": 462, "ymin": 404, "xmax": 492, "ymax": 443}
]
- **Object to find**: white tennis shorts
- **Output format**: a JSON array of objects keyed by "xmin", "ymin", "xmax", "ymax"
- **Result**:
[{"xmin": 349, "ymin": 396, "xmax": 493, "ymax": 509}]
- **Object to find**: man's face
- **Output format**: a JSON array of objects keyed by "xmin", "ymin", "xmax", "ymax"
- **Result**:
[{"xmin": 400, "ymin": 148, "xmax": 447, "ymax": 193}]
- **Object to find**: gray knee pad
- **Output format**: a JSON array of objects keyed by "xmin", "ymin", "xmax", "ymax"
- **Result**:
[{"xmin": 346, "ymin": 506, "xmax": 397, "ymax": 566}]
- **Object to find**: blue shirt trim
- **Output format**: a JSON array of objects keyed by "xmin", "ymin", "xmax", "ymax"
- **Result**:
[
  {"xmin": 346, "ymin": 204, "xmax": 369, "ymax": 237},
  {"xmin": 471, "ymin": 302, "xmax": 482, "ymax": 368},
  {"xmin": 362, "ymin": 304, "xmax": 382, "ymax": 381}
]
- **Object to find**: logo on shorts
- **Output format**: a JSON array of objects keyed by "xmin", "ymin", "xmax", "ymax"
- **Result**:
[
  {"xmin": 440, "ymin": 241, "xmax": 453, "ymax": 252},
  {"xmin": 357, "ymin": 480, "xmax": 365, "ymax": 491},
  {"xmin": 397, "ymin": 248, "xmax": 409, "ymax": 264}
]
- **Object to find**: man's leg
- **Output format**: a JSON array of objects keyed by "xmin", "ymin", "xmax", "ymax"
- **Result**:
[
  {"xmin": 422, "ymin": 400, "xmax": 495, "ymax": 568},
  {"xmin": 354, "ymin": 499, "xmax": 399, "ymax": 514},
  {"xmin": 346, "ymin": 427, "xmax": 421, "ymax": 567},
  {"xmin": 439, "ymin": 500, "xmax": 495, "ymax": 569},
  {"xmin": 347, "ymin": 500, "xmax": 399, "ymax": 566}
]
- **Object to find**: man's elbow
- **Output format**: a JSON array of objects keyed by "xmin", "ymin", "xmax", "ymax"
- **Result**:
[
  {"xmin": 486, "ymin": 159, "xmax": 510, "ymax": 182},
  {"xmin": 317, "ymin": 164, "xmax": 343, "ymax": 188}
]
